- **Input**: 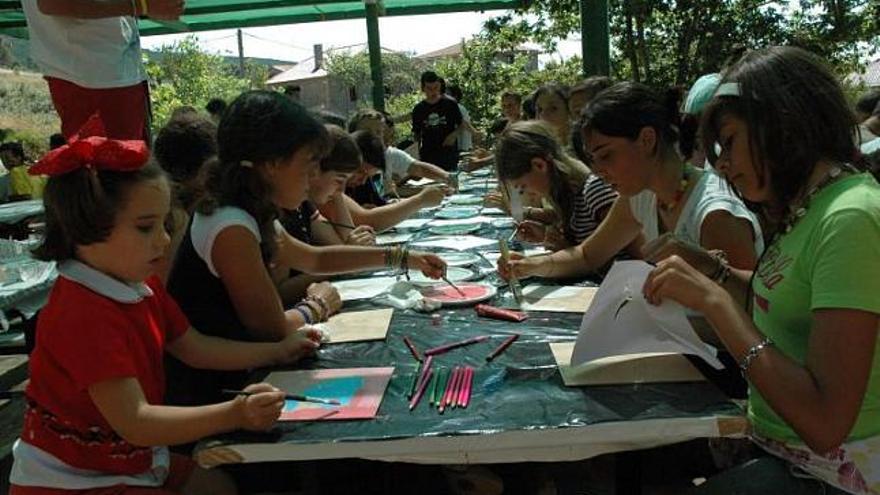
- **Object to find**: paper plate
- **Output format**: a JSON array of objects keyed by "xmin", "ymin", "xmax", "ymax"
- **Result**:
[
  {"xmin": 435, "ymin": 206, "xmax": 481, "ymax": 219},
  {"xmin": 429, "ymin": 223, "xmax": 481, "ymax": 236},
  {"xmin": 436, "ymin": 251, "xmax": 483, "ymax": 267},
  {"xmin": 407, "ymin": 266, "xmax": 475, "ymax": 286},
  {"xmin": 420, "ymin": 283, "xmax": 497, "ymax": 307}
]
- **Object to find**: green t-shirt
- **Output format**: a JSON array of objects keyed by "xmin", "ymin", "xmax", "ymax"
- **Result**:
[{"xmin": 750, "ymin": 173, "xmax": 880, "ymax": 443}]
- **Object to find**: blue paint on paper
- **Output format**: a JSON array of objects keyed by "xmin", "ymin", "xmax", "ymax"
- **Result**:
[{"xmin": 283, "ymin": 376, "xmax": 364, "ymax": 411}]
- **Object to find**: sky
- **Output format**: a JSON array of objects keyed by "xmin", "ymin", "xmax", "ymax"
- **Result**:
[{"xmin": 139, "ymin": 12, "xmax": 584, "ymax": 65}]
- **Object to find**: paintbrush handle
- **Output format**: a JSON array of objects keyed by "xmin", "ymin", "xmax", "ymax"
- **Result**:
[{"xmin": 222, "ymin": 389, "xmax": 340, "ymax": 405}]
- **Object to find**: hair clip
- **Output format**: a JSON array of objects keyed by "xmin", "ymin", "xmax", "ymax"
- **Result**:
[
  {"xmin": 714, "ymin": 82, "xmax": 742, "ymax": 98},
  {"xmin": 240, "ymin": 160, "xmax": 254, "ymax": 168}
]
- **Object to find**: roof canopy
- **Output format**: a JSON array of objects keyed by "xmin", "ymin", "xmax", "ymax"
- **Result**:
[{"xmin": 0, "ymin": 0, "xmax": 527, "ymax": 37}]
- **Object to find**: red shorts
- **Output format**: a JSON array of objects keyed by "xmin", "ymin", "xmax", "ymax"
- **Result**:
[
  {"xmin": 9, "ymin": 453, "xmax": 197, "ymax": 495},
  {"xmin": 45, "ymin": 77, "xmax": 151, "ymax": 141}
]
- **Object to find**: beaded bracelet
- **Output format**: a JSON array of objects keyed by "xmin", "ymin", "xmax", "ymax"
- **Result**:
[
  {"xmin": 740, "ymin": 337, "xmax": 773, "ymax": 377},
  {"xmin": 708, "ymin": 250, "xmax": 731, "ymax": 284},
  {"xmin": 306, "ymin": 295, "xmax": 329, "ymax": 317},
  {"xmin": 292, "ymin": 304, "xmax": 313, "ymax": 325},
  {"xmin": 304, "ymin": 299, "xmax": 326, "ymax": 322}
]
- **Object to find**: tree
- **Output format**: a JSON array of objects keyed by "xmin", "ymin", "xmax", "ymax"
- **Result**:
[
  {"xmin": 325, "ymin": 49, "xmax": 425, "ymax": 108},
  {"xmin": 485, "ymin": 0, "xmax": 878, "ymax": 88},
  {"xmin": 145, "ymin": 36, "xmax": 268, "ymax": 130}
]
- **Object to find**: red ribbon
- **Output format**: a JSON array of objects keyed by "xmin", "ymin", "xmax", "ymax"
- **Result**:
[{"xmin": 29, "ymin": 115, "xmax": 149, "ymax": 177}]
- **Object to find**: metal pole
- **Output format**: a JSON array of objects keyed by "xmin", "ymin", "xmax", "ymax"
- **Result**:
[
  {"xmin": 580, "ymin": 0, "xmax": 610, "ymax": 76},
  {"xmin": 364, "ymin": 0, "xmax": 385, "ymax": 111},
  {"xmin": 237, "ymin": 28, "xmax": 245, "ymax": 77}
]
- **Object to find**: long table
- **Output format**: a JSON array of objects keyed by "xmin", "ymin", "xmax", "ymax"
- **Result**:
[{"xmin": 194, "ymin": 172, "xmax": 748, "ymax": 469}]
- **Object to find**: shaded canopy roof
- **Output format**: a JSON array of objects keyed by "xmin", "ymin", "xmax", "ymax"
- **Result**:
[{"xmin": 0, "ymin": 0, "xmax": 528, "ymax": 37}]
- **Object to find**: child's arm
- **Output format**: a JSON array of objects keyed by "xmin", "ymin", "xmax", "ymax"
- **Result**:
[
  {"xmin": 166, "ymin": 326, "xmax": 321, "ymax": 371},
  {"xmin": 409, "ymin": 160, "xmax": 451, "ymax": 184},
  {"xmin": 89, "ymin": 379, "xmax": 283, "ymax": 447},
  {"xmin": 343, "ymin": 188, "xmax": 444, "ymax": 232},
  {"xmin": 212, "ymin": 226, "xmax": 303, "ymax": 339}
]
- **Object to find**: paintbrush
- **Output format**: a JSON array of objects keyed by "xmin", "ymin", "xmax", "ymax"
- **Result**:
[
  {"xmin": 441, "ymin": 269, "xmax": 467, "ymax": 297},
  {"xmin": 222, "ymin": 389, "xmax": 341, "ymax": 405},
  {"xmin": 499, "ymin": 239, "xmax": 524, "ymax": 304}
]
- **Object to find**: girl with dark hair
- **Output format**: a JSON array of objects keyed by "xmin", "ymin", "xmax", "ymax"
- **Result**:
[
  {"xmin": 10, "ymin": 131, "xmax": 311, "ymax": 494},
  {"xmin": 645, "ymin": 46, "xmax": 880, "ymax": 494},
  {"xmin": 494, "ymin": 120, "xmax": 619, "ymax": 255},
  {"xmin": 275, "ymin": 125, "xmax": 377, "ymax": 304},
  {"xmin": 500, "ymin": 82, "xmax": 762, "ymax": 281},
  {"xmin": 151, "ymin": 112, "xmax": 218, "ymax": 283},
  {"xmin": 165, "ymin": 91, "xmax": 445, "ymax": 406}
]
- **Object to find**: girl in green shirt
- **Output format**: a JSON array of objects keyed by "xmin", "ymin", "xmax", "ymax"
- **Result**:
[{"xmin": 643, "ymin": 46, "xmax": 880, "ymax": 494}]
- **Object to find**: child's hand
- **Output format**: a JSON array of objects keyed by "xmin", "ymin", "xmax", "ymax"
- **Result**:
[
  {"xmin": 277, "ymin": 326, "xmax": 322, "ymax": 363},
  {"xmin": 417, "ymin": 186, "xmax": 445, "ymax": 208},
  {"xmin": 409, "ymin": 251, "xmax": 446, "ymax": 279},
  {"xmin": 543, "ymin": 226, "xmax": 568, "ymax": 251},
  {"xmin": 498, "ymin": 252, "xmax": 544, "ymax": 280},
  {"xmin": 346, "ymin": 225, "xmax": 376, "ymax": 246},
  {"xmin": 147, "ymin": 0, "xmax": 186, "ymax": 20},
  {"xmin": 306, "ymin": 282, "xmax": 342, "ymax": 316},
  {"xmin": 235, "ymin": 383, "xmax": 285, "ymax": 432},
  {"xmin": 515, "ymin": 220, "xmax": 546, "ymax": 244}
]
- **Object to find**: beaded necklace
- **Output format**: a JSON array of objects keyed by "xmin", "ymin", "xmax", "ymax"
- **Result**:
[
  {"xmin": 658, "ymin": 164, "xmax": 692, "ymax": 212},
  {"xmin": 774, "ymin": 164, "xmax": 853, "ymax": 240}
]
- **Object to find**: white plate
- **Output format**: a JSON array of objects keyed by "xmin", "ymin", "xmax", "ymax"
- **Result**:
[
  {"xmin": 407, "ymin": 266, "xmax": 475, "ymax": 286},
  {"xmin": 420, "ymin": 283, "xmax": 497, "ymax": 307},
  {"xmin": 436, "ymin": 251, "xmax": 483, "ymax": 267},
  {"xmin": 435, "ymin": 207, "xmax": 481, "ymax": 219}
]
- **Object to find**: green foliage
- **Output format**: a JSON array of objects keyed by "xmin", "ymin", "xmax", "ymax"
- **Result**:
[
  {"xmin": 486, "ymin": 0, "xmax": 878, "ymax": 88},
  {"xmin": 325, "ymin": 49, "xmax": 425, "ymax": 109},
  {"xmin": 145, "ymin": 36, "xmax": 268, "ymax": 130},
  {"xmin": 0, "ymin": 72, "xmax": 60, "ymax": 158}
]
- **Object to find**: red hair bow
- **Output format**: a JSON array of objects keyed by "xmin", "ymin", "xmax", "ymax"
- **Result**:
[{"xmin": 30, "ymin": 115, "xmax": 149, "ymax": 177}]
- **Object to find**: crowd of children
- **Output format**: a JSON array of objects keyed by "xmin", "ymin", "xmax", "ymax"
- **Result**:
[{"xmin": 5, "ymin": 44, "xmax": 880, "ymax": 495}]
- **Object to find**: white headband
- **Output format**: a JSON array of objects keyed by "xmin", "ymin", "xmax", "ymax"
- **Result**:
[{"xmin": 714, "ymin": 82, "xmax": 742, "ymax": 97}]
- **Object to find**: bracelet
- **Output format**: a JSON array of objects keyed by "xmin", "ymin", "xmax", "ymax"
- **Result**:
[
  {"xmin": 303, "ymin": 300, "xmax": 325, "ymax": 323},
  {"xmin": 708, "ymin": 250, "xmax": 731, "ymax": 284},
  {"xmin": 292, "ymin": 304, "xmax": 313, "ymax": 325},
  {"xmin": 306, "ymin": 295, "xmax": 329, "ymax": 318},
  {"xmin": 739, "ymin": 337, "xmax": 773, "ymax": 376}
]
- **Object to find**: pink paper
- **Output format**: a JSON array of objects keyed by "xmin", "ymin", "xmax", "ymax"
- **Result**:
[{"xmin": 266, "ymin": 367, "xmax": 394, "ymax": 421}]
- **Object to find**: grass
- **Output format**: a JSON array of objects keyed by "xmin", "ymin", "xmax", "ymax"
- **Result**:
[{"xmin": 0, "ymin": 69, "xmax": 60, "ymax": 159}]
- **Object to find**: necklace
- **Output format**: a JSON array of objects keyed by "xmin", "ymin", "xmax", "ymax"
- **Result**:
[
  {"xmin": 658, "ymin": 165, "xmax": 692, "ymax": 212},
  {"xmin": 775, "ymin": 164, "xmax": 853, "ymax": 239}
]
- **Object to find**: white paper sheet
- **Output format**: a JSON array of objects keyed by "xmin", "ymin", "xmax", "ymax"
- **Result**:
[
  {"xmin": 393, "ymin": 218, "xmax": 432, "ymax": 230},
  {"xmin": 332, "ymin": 276, "xmax": 399, "ymax": 301},
  {"xmin": 428, "ymin": 216, "xmax": 495, "ymax": 227},
  {"xmin": 405, "ymin": 177, "xmax": 438, "ymax": 187},
  {"xmin": 518, "ymin": 285, "xmax": 598, "ymax": 313},
  {"xmin": 571, "ymin": 260, "xmax": 723, "ymax": 369},
  {"xmin": 411, "ymin": 235, "xmax": 499, "ymax": 251},
  {"xmin": 375, "ymin": 232, "xmax": 414, "ymax": 245},
  {"xmin": 480, "ymin": 207, "xmax": 507, "ymax": 216}
]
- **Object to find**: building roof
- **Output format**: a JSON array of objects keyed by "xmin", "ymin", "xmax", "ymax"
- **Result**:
[{"xmin": 417, "ymin": 40, "xmax": 540, "ymax": 59}]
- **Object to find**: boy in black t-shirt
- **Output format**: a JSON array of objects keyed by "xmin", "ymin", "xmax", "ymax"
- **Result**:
[{"xmin": 411, "ymin": 71, "xmax": 463, "ymax": 171}]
